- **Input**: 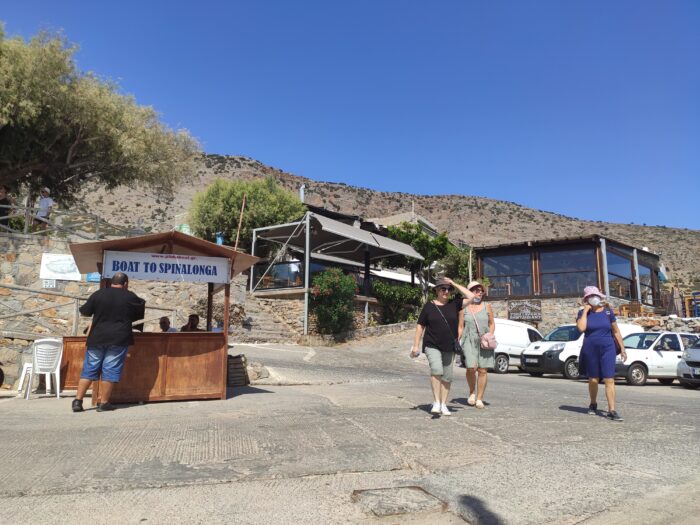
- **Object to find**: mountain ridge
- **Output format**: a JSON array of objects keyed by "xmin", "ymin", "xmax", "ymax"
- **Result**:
[{"xmin": 76, "ymin": 154, "xmax": 700, "ymax": 289}]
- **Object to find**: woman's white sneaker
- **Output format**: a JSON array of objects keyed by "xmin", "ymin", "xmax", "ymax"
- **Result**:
[
  {"xmin": 440, "ymin": 404, "xmax": 452, "ymax": 416},
  {"xmin": 467, "ymin": 393, "xmax": 476, "ymax": 406},
  {"xmin": 475, "ymin": 400, "xmax": 485, "ymax": 409},
  {"xmin": 430, "ymin": 402, "xmax": 441, "ymax": 414}
]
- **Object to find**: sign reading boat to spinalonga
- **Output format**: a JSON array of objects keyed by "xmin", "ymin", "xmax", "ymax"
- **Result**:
[{"xmin": 102, "ymin": 250, "xmax": 231, "ymax": 284}]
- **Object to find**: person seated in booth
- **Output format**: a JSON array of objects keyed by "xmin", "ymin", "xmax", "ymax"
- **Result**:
[
  {"xmin": 180, "ymin": 314, "xmax": 205, "ymax": 332},
  {"xmin": 159, "ymin": 316, "xmax": 177, "ymax": 333}
]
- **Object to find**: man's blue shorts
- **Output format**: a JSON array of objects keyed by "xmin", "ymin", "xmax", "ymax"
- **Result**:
[
  {"xmin": 80, "ymin": 345, "xmax": 129, "ymax": 383},
  {"xmin": 579, "ymin": 337, "xmax": 616, "ymax": 379}
]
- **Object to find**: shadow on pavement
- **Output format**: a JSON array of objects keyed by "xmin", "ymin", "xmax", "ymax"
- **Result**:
[
  {"xmin": 411, "ymin": 404, "xmax": 442, "ymax": 419},
  {"xmin": 226, "ymin": 386, "xmax": 274, "ymax": 399},
  {"xmin": 559, "ymin": 404, "xmax": 589, "ymax": 414},
  {"xmin": 458, "ymin": 494, "xmax": 505, "ymax": 525}
]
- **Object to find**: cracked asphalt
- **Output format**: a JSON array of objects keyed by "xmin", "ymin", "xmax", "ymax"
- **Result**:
[{"xmin": 1, "ymin": 330, "xmax": 699, "ymax": 524}]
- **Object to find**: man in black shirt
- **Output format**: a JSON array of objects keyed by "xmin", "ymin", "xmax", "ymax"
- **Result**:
[{"xmin": 72, "ymin": 272, "xmax": 145, "ymax": 413}]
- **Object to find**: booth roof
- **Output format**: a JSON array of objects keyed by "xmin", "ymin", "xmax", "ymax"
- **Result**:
[{"xmin": 69, "ymin": 231, "xmax": 259, "ymax": 277}]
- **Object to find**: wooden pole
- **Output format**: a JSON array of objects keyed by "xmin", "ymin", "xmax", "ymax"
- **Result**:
[
  {"xmin": 234, "ymin": 193, "xmax": 247, "ymax": 251},
  {"xmin": 206, "ymin": 282, "xmax": 214, "ymax": 331},
  {"xmin": 222, "ymin": 282, "xmax": 231, "ymax": 400}
]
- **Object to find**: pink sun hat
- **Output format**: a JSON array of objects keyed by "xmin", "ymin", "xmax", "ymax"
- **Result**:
[{"xmin": 582, "ymin": 285, "xmax": 606, "ymax": 300}]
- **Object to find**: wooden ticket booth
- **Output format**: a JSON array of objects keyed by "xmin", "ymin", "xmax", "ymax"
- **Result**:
[{"xmin": 62, "ymin": 231, "xmax": 258, "ymax": 405}]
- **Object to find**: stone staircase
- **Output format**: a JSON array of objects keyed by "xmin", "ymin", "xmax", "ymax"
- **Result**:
[{"xmin": 229, "ymin": 294, "xmax": 302, "ymax": 344}]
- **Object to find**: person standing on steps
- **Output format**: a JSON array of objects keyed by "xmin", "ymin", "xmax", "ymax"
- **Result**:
[
  {"xmin": 72, "ymin": 272, "xmax": 145, "ymax": 413},
  {"xmin": 410, "ymin": 277, "xmax": 474, "ymax": 416},
  {"xmin": 576, "ymin": 285, "xmax": 627, "ymax": 422},
  {"xmin": 454, "ymin": 281, "xmax": 495, "ymax": 409}
]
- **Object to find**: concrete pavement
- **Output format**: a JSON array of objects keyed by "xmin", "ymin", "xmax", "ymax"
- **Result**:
[{"xmin": 1, "ymin": 331, "xmax": 699, "ymax": 524}]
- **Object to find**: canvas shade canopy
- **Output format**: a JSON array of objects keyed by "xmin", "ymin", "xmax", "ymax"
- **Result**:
[
  {"xmin": 252, "ymin": 212, "xmax": 423, "ymax": 335},
  {"xmin": 254, "ymin": 212, "xmax": 424, "ymax": 263}
]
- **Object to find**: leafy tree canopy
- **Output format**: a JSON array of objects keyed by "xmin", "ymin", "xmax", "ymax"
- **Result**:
[
  {"xmin": 188, "ymin": 176, "xmax": 305, "ymax": 251},
  {"xmin": 0, "ymin": 25, "xmax": 199, "ymax": 203},
  {"xmin": 384, "ymin": 222, "xmax": 451, "ymax": 271},
  {"xmin": 383, "ymin": 222, "xmax": 453, "ymax": 300},
  {"xmin": 437, "ymin": 244, "xmax": 474, "ymax": 283}
]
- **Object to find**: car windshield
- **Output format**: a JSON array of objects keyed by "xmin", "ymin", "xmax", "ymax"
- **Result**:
[
  {"xmin": 543, "ymin": 326, "xmax": 581, "ymax": 342},
  {"xmin": 623, "ymin": 333, "xmax": 659, "ymax": 349},
  {"xmin": 689, "ymin": 338, "xmax": 700, "ymax": 349}
]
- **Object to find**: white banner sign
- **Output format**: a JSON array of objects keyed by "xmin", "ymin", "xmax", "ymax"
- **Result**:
[
  {"xmin": 103, "ymin": 250, "xmax": 230, "ymax": 284},
  {"xmin": 40, "ymin": 253, "xmax": 82, "ymax": 281}
]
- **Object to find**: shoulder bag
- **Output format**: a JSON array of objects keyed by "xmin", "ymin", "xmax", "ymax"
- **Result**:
[
  {"xmin": 469, "ymin": 307, "xmax": 497, "ymax": 351},
  {"xmin": 433, "ymin": 303, "xmax": 464, "ymax": 356}
]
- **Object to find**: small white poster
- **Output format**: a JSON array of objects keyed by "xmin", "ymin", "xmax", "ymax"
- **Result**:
[{"xmin": 40, "ymin": 253, "xmax": 82, "ymax": 281}]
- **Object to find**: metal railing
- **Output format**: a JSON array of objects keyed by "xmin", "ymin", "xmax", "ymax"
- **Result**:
[
  {"xmin": 0, "ymin": 283, "xmax": 178, "ymax": 341},
  {"xmin": 0, "ymin": 204, "xmax": 140, "ymax": 240}
]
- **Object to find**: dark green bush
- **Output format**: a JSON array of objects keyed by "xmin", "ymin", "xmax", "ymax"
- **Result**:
[
  {"xmin": 372, "ymin": 281, "xmax": 422, "ymax": 324},
  {"xmin": 310, "ymin": 268, "xmax": 358, "ymax": 334}
]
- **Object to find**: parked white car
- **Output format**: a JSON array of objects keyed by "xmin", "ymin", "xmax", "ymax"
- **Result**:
[
  {"xmin": 521, "ymin": 322, "xmax": 639, "ymax": 379},
  {"xmin": 491, "ymin": 319, "xmax": 543, "ymax": 374},
  {"xmin": 617, "ymin": 331, "xmax": 700, "ymax": 385},
  {"xmin": 678, "ymin": 337, "xmax": 700, "ymax": 389}
]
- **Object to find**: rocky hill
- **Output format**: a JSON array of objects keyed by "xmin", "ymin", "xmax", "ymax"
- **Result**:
[{"xmin": 76, "ymin": 154, "xmax": 700, "ymax": 289}]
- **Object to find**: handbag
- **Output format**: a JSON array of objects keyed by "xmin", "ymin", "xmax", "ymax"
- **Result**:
[
  {"xmin": 469, "ymin": 308, "xmax": 497, "ymax": 351},
  {"xmin": 604, "ymin": 307, "xmax": 622, "ymax": 355},
  {"xmin": 433, "ymin": 303, "xmax": 464, "ymax": 356}
]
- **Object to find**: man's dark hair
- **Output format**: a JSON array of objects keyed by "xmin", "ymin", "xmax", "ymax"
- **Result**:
[
  {"xmin": 112, "ymin": 272, "xmax": 129, "ymax": 286},
  {"xmin": 0, "ymin": 185, "xmax": 10, "ymax": 192}
]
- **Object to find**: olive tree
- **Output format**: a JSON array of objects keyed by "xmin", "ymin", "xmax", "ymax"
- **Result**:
[
  {"xmin": 0, "ymin": 25, "xmax": 199, "ymax": 203},
  {"xmin": 188, "ymin": 176, "xmax": 305, "ymax": 251}
]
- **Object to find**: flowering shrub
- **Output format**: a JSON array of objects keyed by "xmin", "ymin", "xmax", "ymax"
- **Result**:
[{"xmin": 310, "ymin": 268, "xmax": 358, "ymax": 334}]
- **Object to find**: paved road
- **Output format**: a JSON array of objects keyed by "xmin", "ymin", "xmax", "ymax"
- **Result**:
[{"xmin": 2, "ymin": 331, "xmax": 699, "ymax": 524}]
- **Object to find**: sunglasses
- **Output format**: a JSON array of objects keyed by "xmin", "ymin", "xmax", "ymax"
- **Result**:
[{"xmin": 437, "ymin": 286, "xmax": 453, "ymax": 292}]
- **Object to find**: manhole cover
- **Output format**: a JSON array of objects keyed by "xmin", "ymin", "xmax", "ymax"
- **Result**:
[{"xmin": 352, "ymin": 486, "xmax": 446, "ymax": 517}]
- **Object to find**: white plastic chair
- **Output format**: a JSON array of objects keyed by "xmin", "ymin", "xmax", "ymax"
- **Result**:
[{"xmin": 19, "ymin": 338, "xmax": 63, "ymax": 400}]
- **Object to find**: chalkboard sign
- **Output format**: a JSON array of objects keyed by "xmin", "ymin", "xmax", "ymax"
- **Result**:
[{"xmin": 508, "ymin": 300, "xmax": 542, "ymax": 322}]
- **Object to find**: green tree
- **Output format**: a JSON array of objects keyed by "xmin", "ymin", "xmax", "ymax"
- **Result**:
[
  {"xmin": 383, "ymin": 222, "xmax": 452, "ymax": 299},
  {"xmin": 372, "ymin": 280, "xmax": 422, "ymax": 324},
  {"xmin": 310, "ymin": 268, "xmax": 358, "ymax": 335},
  {"xmin": 437, "ymin": 244, "xmax": 474, "ymax": 283},
  {"xmin": 0, "ymin": 25, "xmax": 199, "ymax": 203},
  {"xmin": 188, "ymin": 176, "xmax": 305, "ymax": 251}
]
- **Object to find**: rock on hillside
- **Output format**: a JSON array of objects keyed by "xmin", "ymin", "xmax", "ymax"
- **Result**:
[{"xmin": 75, "ymin": 154, "xmax": 700, "ymax": 289}]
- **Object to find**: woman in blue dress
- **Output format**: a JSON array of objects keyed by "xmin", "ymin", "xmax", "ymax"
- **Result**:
[{"xmin": 576, "ymin": 286, "xmax": 627, "ymax": 421}]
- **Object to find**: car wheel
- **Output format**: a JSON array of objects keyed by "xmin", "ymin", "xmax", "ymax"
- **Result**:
[
  {"xmin": 528, "ymin": 371, "xmax": 544, "ymax": 377},
  {"xmin": 680, "ymin": 381, "xmax": 699, "ymax": 390},
  {"xmin": 657, "ymin": 378, "xmax": 675, "ymax": 385},
  {"xmin": 563, "ymin": 357, "xmax": 580, "ymax": 380},
  {"xmin": 494, "ymin": 354, "xmax": 509, "ymax": 374},
  {"xmin": 626, "ymin": 363, "xmax": 647, "ymax": 386}
]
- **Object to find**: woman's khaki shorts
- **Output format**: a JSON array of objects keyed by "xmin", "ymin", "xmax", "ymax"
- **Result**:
[{"xmin": 424, "ymin": 347, "xmax": 454, "ymax": 382}]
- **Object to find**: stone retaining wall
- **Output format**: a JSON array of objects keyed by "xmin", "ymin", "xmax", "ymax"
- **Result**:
[{"xmin": 487, "ymin": 297, "xmax": 700, "ymax": 335}]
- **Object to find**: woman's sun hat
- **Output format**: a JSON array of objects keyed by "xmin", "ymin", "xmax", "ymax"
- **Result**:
[
  {"xmin": 582, "ymin": 285, "xmax": 605, "ymax": 300},
  {"xmin": 466, "ymin": 280, "xmax": 484, "ymax": 291}
]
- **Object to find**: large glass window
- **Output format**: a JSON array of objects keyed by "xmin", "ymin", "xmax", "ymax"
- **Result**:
[
  {"xmin": 638, "ymin": 264, "xmax": 654, "ymax": 305},
  {"xmin": 607, "ymin": 251, "xmax": 633, "ymax": 300},
  {"xmin": 482, "ymin": 253, "xmax": 532, "ymax": 297},
  {"xmin": 539, "ymin": 248, "xmax": 597, "ymax": 295}
]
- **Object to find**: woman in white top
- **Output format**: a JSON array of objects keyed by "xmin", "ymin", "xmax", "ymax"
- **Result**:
[{"xmin": 33, "ymin": 187, "xmax": 55, "ymax": 230}]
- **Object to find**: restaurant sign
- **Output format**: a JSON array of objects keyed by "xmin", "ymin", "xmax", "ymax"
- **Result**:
[
  {"xmin": 508, "ymin": 299, "xmax": 542, "ymax": 322},
  {"xmin": 103, "ymin": 250, "xmax": 231, "ymax": 284}
]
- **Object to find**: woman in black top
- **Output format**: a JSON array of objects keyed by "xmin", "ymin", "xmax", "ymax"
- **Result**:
[{"xmin": 411, "ymin": 277, "xmax": 474, "ymax": 416}]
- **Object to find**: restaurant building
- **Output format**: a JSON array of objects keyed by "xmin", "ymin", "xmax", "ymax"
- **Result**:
[{"xmin": 474, "ymin": 235, "xmax": 663, "ymax": 332}]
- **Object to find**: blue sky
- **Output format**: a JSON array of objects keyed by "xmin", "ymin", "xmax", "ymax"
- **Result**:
[{"xmin": 3, "ymin": 1, "xmax": 699, "ymax": 229}]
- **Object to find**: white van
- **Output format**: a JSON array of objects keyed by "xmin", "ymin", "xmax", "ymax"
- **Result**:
[
  {"xmin": 521, "ymin": 321, "xmax": 639, "ymax": 379},
  {"xmin": 492, "ymin": 319, "xmax": 544, "ymax": 373}
]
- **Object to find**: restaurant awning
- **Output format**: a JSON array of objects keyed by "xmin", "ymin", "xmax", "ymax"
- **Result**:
[{"xmin": 255, "ymin": 212, "xmax": 423, "ymax": 263}]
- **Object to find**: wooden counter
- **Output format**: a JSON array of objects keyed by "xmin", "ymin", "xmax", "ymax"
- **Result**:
[{"xmin": 61, "ymin": 332, "xmax": 227, "ymax": 405}]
